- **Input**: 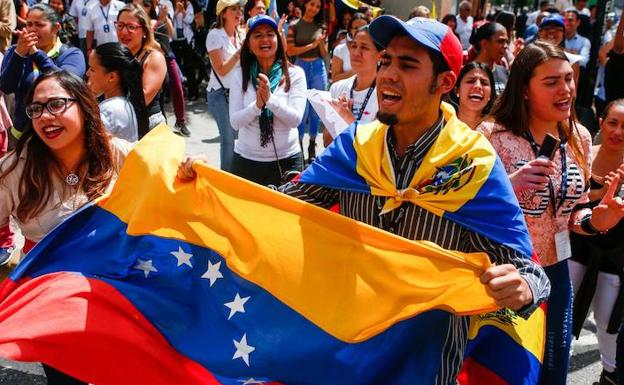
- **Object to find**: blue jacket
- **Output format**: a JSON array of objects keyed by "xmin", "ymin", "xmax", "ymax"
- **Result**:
[{"xmin": 0, "ymin": 44, "xmax": 86, "ymax": 133}]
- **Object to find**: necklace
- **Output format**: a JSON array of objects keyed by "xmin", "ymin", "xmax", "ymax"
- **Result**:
[{"xmin": 65, "ymin": 172, "xmax": 80, "ymax": 186}]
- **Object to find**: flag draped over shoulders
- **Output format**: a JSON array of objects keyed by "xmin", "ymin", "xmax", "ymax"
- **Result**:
[
  {"xmin": 299, "ymin": 102, "xmax": 546, "ymax": 385},
  {"xmin": 0, "ymin": 124, "xmax": 500, "ymax": 385}
]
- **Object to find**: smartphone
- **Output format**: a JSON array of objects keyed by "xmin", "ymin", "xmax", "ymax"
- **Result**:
[{"xmin": 537, "ymin": 133, "xmax": 560, "ymax": 160}]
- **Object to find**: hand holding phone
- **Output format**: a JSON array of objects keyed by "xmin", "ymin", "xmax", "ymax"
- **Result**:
[{"xmin": 510, "ymin": 158, "xmax": 557, "ymax": 192}]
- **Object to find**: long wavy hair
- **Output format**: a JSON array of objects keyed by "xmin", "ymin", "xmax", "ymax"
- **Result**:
[
  {"xmin": 0, "ymin": 71, "xmax": 115, "ymax": 222},
  {"xmin": 94, "ymin": 42, "xmax": 149, "ymax": 138},
  {"xmin": 489, "ymin": 40, "xmax": 588, "ymax": 179},
  {"xmin": 302, "ymin": 0, "xmax": 325, "ymax": 26},
  {"xmin": 240, "ymin": 23, "xmax": 291, "ymax": 93}
]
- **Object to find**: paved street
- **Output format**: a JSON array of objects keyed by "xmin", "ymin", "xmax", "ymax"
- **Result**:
[{"xmin": 0, "ymin": 99, "xmax": 605, "ymax": 384}]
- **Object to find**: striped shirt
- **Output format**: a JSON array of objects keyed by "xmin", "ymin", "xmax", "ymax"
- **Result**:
[{"xmin": 281, "ymin": 118, "xmax": 550, "ymax": 385}]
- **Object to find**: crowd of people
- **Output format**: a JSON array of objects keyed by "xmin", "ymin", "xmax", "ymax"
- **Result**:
[{"xmin": 0, "ymin": 0, "xmax": 624, "ymax": 384}]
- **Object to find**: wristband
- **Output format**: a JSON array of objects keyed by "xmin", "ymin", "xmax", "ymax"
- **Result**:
[{"xmin": 580, "ymin": 214, "xmax": 607, "ymax": 235}]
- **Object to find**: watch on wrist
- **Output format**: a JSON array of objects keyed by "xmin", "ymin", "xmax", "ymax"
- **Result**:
[{"xmin": 580, "ymin": 214, "xmax": 607, "ymax": 235}]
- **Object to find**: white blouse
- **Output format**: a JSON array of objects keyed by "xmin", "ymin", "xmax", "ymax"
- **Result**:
[
  {"xmin": 229, "ymin": 65, "xmax": 307, "ymax": 162},
  {"xmin": 0, "ymin": 137, "xmax": 132, "ymax": 243},
  {"xmin": 205, "ymin": 27, "xmax": 245, "ymax": 91}
]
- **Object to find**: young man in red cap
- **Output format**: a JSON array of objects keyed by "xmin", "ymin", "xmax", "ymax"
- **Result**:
[{"xmin": 282, "ymin": 16, "xmax": 550, "ymax": 384}]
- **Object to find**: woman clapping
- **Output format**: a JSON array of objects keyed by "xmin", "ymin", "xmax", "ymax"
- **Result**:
[{"xmin": 229, "ymin": 15, "xmax": 306, "ymax": 186}]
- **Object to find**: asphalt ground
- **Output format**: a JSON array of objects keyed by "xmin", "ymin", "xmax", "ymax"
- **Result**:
[{"xmin": 0, "ymin": 98, "xmax": 605, "ymax": 384}]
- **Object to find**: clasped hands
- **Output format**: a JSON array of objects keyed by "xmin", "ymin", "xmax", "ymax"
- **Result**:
[
  {"xmin": 14, "ymin": 28, "xmax": 38, "ymax": 57},
  {"xmin": 255, "ymin": 73, "xmax": 271, "ymax": 109}
]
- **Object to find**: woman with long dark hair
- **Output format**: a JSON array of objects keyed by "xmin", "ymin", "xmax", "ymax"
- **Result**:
[
  {"xmin": 116, "ymin": 3, "xmax": 167, "ymax": 130},
  {"xmin": 229, "ymin": 14, "xmax": 306, "ymax": 186},
  {"xmin": 87, "ymin": 42, "xmax": 148, "ymax": 141},
  {"xmin": 478, "ymin": 41, "xmax": 624, "ymax": 385},
  {"xmin": 286, "ymin": 0, "xmax": 327, "ymax": 163},
  {"xmin": 453, "ymin": 62, "xmax": 496, "ymax": 129},
  {"xmin": 0, "ymin": 70, "xmax": 131, "ymax": 383}
]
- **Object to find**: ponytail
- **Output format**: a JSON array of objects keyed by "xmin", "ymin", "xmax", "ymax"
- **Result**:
[{"xmin": 94, "ymin": 42, "xmax": 149, "ymax": 139}]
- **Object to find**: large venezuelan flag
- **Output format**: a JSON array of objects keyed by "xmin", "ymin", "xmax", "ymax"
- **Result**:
[
  {"xmin": 299, "ymin": 102, "xmax": 546, "ymax": 385},
  {"xmin": 0, "ymin": 125, "xmax": 502, "ymax": 385}
]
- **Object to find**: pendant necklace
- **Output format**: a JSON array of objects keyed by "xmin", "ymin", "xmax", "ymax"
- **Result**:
[{"xmin": 65, "ymin": 172, "xmax": 80, "ymax": 186}]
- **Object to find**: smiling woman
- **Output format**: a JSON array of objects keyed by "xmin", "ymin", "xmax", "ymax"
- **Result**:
[
  {"xmin": 0, "ymin": 70, "xmax": 132, "ymax": 384},
  {"xmin": 0, "ymin": 70, "xmax": 131, "ymax": 254},
  {"xmin": 477, "ymin": 41, "xmax": 624, "ymax": 385},
  {"xmin": 454, "ymin": 62, "xmax": 496, "ymax": 129},
  {"xmin": 229, "ymin": 15, "xmax": 306, "ymax": 186}
]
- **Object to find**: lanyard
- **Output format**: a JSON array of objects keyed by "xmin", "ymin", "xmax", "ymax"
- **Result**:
[
  {"xmin": 525, "ymin": 129, "xmax": 568, "ymax": 215},
  {"xmin": 349, "ymin": 77, "xmax": 375, "ymax": 122},
  {"xmin": 99, "ymin": 4, "xmax": 110, "ymax": 22}
]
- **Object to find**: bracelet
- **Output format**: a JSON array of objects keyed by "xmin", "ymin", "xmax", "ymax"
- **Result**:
[{"xmin": 580, "ymin": 214, "xmax": 607, "ymax": 235}]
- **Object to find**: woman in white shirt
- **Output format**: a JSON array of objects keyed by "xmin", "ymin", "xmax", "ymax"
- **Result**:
[
  {"xmin": 0, "ymin": 70, "xmax": 131, "ymax": 384},
  {"xmin": 330, "ymin": 12, "xmax": 368, "ymax": 83},
  {"xmin": 87, "ymin": 42, "xmax": 147, "ymax": 141},
  {"xmin": 229, "ymin": 15, "xmax": 306, "ymax": 186},
  {"xmin": 206, "ymin": 0, "xmax": 245, "ymax": 172},
  {"xmin": 326, "ymin": 25, "xmax": 380, "ymax": 145}
]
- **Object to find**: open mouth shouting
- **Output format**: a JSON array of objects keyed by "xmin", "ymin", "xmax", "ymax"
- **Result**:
[
  {"xmin": 468, "ymin": 93, "xmax": 484, "ymax": 102},
  {"xmin": 380, "ymin": 88, "xmax": 402, "ymax": 108},
  {"xmin": 553, "ymin": 97, "xmax": 571, "ymax": 112}
]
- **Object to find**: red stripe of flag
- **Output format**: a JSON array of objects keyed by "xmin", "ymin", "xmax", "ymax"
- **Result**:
[{"xmin": 0, "ymin": 272, "xmax": 281, "ymax": 385}]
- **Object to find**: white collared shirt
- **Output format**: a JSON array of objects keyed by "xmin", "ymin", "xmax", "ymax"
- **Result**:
[
  {"xmin": 86, "ymin": 0, "xmax": 126, "ymax": 46},
  {"xmin": 229, "ymin": 65, "xmax": 307, "ymax": 161},
  {"xmin": 69, "ymin": 0, "xmax": 95, "ymax": 38}
]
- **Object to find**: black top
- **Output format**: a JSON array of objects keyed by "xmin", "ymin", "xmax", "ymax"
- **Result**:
[
  {"xmin": 605, "ymin": 50, "xmax": 624, "ymax": 103},
  {"xmin": 139, "ymin": 49, "xmax": 163, "ymax": 118},
  {"xmin": 570, "ymin": 189, "xmax": 624, "ymax": 337}
]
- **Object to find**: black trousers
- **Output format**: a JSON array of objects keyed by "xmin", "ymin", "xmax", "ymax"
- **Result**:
[
  {"xmin": 43, "ymin": 364, "xmax": 87, "ymax": 385},
  {"xmin": 231, "ymin": 151, "xmax": 303, "ymax": 187},
  {"xmin": 171, "ymin": 39, "xmax": 201, "ymax": 98}
]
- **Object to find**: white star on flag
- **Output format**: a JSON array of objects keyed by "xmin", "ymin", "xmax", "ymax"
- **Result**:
[
  {"xmin": 233, "ymin": 333, "xmax": 255, "ymax": 366},
  {"xmin": 170, "ymin": 246, "xmax": 193, "ymax": 267},
  {"xmin": 224, "ymin": 293, "xmax": 250, "ymax": 320},
  {"xmin": 238, "ymin": 378, "xmax": 266, "ymax": 385},
  {"xmin": 201, "ymin": 260, "xmax": 223, "ymax": 286},
  {"xmin": 133, "ymin": 259, "xmax": 157, "ymax": 278}
]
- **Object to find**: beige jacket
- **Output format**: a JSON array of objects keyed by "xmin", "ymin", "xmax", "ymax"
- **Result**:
[{"xmin": 0, "ymin": 0, "xmax": 16, "ymax": 54}]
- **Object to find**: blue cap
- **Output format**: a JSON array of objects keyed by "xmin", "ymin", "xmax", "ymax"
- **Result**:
[
  {"xmin": 369, "ymin": 15, "xmax": 463, "ymax": 77},
  {"xmin": 540, "ymin": 14, "xmax": 565, "ymax": 29},
  {"xmin": 247, "ymin": 14, "xmax": 278, "ymax": 32}
]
